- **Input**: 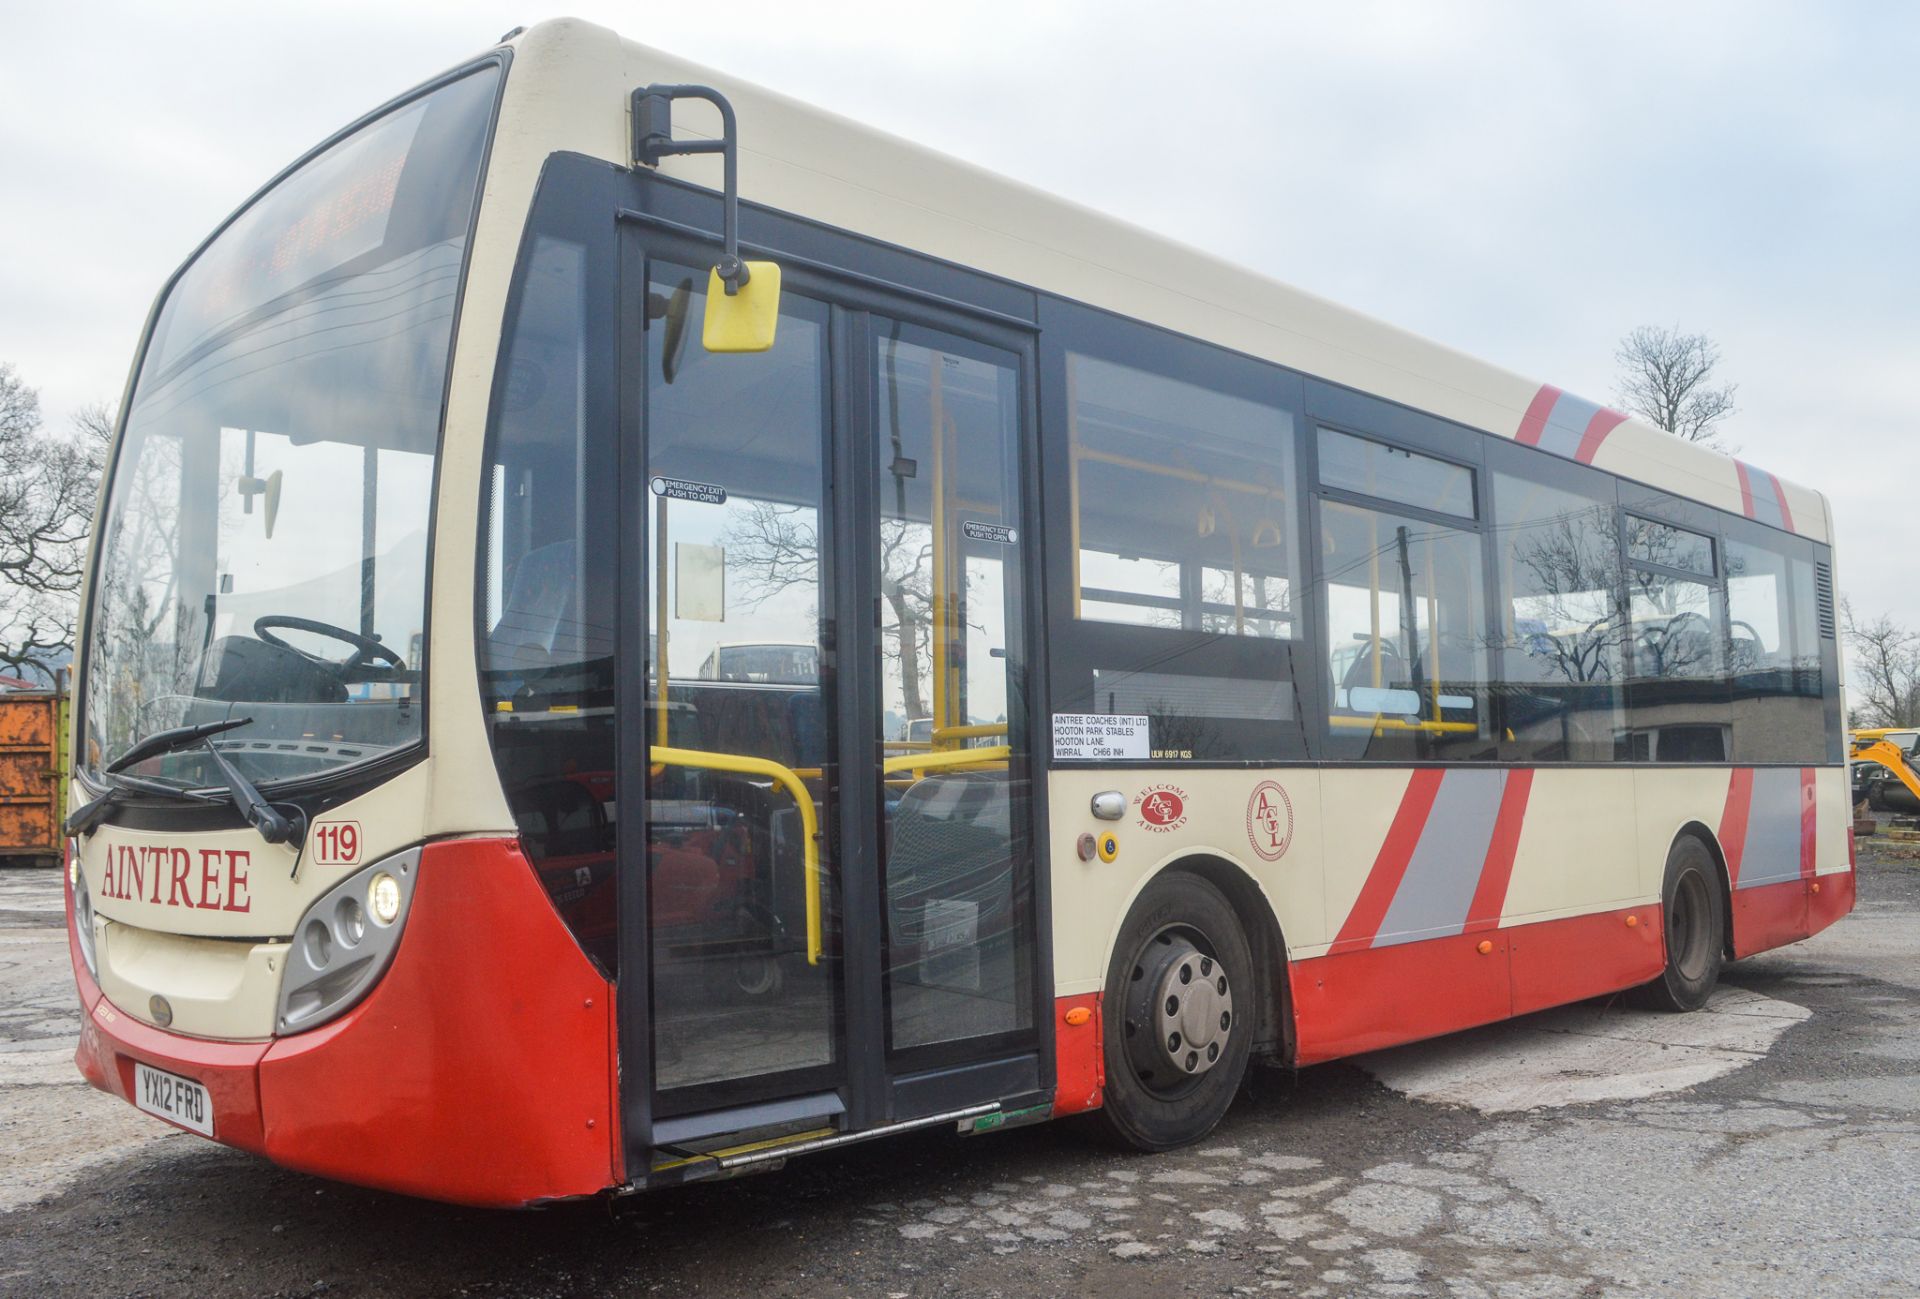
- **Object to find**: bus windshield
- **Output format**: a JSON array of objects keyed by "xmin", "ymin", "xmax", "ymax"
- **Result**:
[{"xmin": 81, "ymin": 66, "xmax": 499, "ymax": 788}]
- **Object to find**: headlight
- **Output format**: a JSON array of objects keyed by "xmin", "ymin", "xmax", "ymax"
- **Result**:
[
  {"xmin": 69, "ymin": 839, "xmax": 98, "ymax": 980},
  {"xmin": 276, "ymin": 847, "xmax": 419, "ymax": 1034},
  {"xmin": 368, "ymin": 872, "xmax": 402, "ymax": 925}
]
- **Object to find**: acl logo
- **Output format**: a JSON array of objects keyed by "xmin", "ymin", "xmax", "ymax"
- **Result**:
[
  {"xmin": 1135, "ymin": 784, "xmax": 1188, "ymax": 832},
  {"xmin": 1246, "ymin": 780, "xmax": 1293, "ymax": 862}
]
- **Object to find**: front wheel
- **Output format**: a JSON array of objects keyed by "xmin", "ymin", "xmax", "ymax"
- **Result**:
[
  {"xmin": 1096, "ymin": 873, "xmax": 1255, "ymax": 1151},
  {"xmin": 1632, "ymin": 835, "xmax": 1726, "ymax": 1012}
]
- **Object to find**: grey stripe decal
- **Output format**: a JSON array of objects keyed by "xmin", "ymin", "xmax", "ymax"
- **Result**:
[
  {"xmin": 1741, "ymin": 461, "xmax": 1786, "ymax": 530},
  {"xmin": 1740, "ymin": 767, "xmax": 1802, "ymax": 888},
  {"xmin": 1535, "ymin": 390, "xmax": 1602, "ymax": 460},
  {"xmin": 1376, "ymin": 768, "xmax": 1506, "ymax": 946}
]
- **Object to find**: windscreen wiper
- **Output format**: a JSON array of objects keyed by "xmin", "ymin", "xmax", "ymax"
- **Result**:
[
  {"xmin": 106, "ymin": 717, "xmax": 253, "ymax": 774},
  {"xmin": 66, "ymin": 719, "xmax": 252, "ymax": 836},
  {"xmin": 64, "ymin": 771, "xmax": 221, "ymax": 837},
  {"xmin": 67, "ymin": 716, "xmax": 306, "ymax": 850}
]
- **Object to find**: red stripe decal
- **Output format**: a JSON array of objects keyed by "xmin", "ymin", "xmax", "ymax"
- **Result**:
[
  {"xmin": 1514, "ymin": 384, "xmax": 1560, "ymax": 447},
  {"xmin": 1463, "ymin": 769, "xmax": 1533, "ymax": 933},
  {"xmin": 1734, "ymin": 460, "xmax": 1757, "ymax": 520},
  {"xmin": 1572, "ymin": 408, "xmax": 1629, "ymax": 465},
  {"xmin": 1799, "ymin": 767, "xmax": 1817, "ymax": 880},
  {"xmin": 1719, "ymin": 767, "xmax": 1754, "ymax": 888},
  {"xmin": 1331, "ymin": 770, "xmax": 1446, "ymax": 954},
  {"xmin": 1768, "ymin": 471, "xmax": 1796, "ymax": 533}
]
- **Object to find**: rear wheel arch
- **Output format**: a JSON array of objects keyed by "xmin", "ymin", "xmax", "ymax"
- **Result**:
[{"xmin": 1673, "ymin": 820, "xmax": 1736, "ymax": 960}]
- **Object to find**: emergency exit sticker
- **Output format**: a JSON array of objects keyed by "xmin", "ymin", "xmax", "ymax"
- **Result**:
[{"xmin": 1053, "ymin": 713, "xmax": 1149, "ymax": 761}]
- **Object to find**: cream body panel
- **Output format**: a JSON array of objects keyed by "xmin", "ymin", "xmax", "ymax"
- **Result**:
[
  {"xmin": 1500, "ymin": 770, "xmax": 1643, "ymax": 921},
  {"xmin": 1314, "ymin": 769, "xmax": 1416, "ymax": 954},
  {"xmin": 492, "ymin": 20, "xmax": 1826, "ymax": 545},
  {"xmin": 1631, "ymin": 767, "xmax": 1738, "ymax": 895},
  {"xmin": 94, "ymin": 919, "xmax": 288, "ymax": 1039},
  {"xmin": 1045, "ymin": 768, "xmax": 1322, "ymax": 997},
  {"xmin": 1815, "ymin": 767, "xmax": 1849, "ymax": 874},
  {"xmin": 80, "ymin": 760, "xmax": 434, "ymax": 939}
]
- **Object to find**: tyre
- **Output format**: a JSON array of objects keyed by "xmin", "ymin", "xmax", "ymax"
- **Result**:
[
  {"xmin": 1632, "ymin": 835, "xmax": 1726, "ymax": 1012},
  {"xmin": 1096, "ymin": 873, "xmax": 1256, "ymax": 1151}
]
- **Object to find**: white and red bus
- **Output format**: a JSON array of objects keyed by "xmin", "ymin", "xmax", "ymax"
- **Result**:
[{"xmin": 65, "ymin": 20, "xmax": 1852, "ymax": 1206}]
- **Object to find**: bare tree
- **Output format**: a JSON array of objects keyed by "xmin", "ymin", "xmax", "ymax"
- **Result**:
[
  {"xmin": 0, "ymin": 364, "xmax": 112, "ymax": 681},
  {"xmin": 1841, "ymin": 596, "xmax": 1920, "ymax": 728},
  {"xmin": 1613, "ymin": 325, "xmax": 1738, "ymax": 451}
]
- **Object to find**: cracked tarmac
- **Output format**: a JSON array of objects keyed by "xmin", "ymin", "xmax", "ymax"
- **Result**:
[{"xmin": 0, "ymin": 854, "xmax": 1915, "ymax": 1298}]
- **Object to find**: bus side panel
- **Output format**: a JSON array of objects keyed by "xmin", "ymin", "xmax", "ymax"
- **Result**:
[
  {"xmin": 1731, "ymin": 879, "xmax": 1811, "ymax": 960},
  {"xmin": 1290, "ymin": 932, "xmax": 1511, "ymax": 1065},
  {"xmin": 1508, "ymin": 903, "xmax": 1663, "ymax": 1017},
  {"xmin": 258, "ymin": 838, "xmax": 616, "ymax": 1208}
]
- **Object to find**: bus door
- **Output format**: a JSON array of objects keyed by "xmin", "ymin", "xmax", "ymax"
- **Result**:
[{"xmin": 621, "ymin": 226, "xmax": 1044, "ymax": 1166}]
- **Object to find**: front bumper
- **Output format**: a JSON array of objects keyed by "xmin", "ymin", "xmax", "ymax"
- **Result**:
[{"xmin": 70, "ymin": 838, "xmax": 622, "ymax": 1207}]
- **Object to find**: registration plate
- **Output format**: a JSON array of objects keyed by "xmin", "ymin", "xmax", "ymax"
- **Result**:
[{"xmin": 134, "ymin": 1062, "xmax": 214, "ymax": 1137}]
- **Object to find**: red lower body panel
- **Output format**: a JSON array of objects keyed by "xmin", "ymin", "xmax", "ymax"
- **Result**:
[
  {"xmin": 1806, "ymin": 869, "xmax": 1855, "ymax": 937},
  {"xmin": 1291, "ymin": 930, "xmax": 1511, "ymax": 1065},
  {"xmin": 1051, "ymin": 993, "xmax": 1103, "ymax": 1115},
  {"xmin": 1509, "ymin": 905, "xmax": 1663, "ymax": 1016},
  {"xmin": 73, "ymin": 838, "xmax": 619, "ymax": 1208},
  {"xmin": 1291, "ymin": 904, "xmax": 1662, "ymax": 1065},
  {"xmin": 1732, "ymin": 869, "xmax": 1854, "ymax": 959}
]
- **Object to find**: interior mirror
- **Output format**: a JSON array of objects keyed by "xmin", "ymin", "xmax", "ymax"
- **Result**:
[
  {"xmin": 263, "ymin": 470, "xmax": 282, "ymax": 540},
  {"xmin": 702, "ymin": 261, "xmax": 781, "ymax": 353}
]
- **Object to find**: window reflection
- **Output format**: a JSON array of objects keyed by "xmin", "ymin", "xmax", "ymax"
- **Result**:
[
  {"xmin": 1319, "ymin": 501, "xmax": 1491, "ymax": 760},
  {"xmin": 1493, "ymin": 472, "xmax": 1625, "ymax": 760}
]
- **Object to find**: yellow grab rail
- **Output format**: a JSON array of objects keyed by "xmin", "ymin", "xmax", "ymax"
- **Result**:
[
  {"xmin": 648, "ymin": 745, "xmax": 824, "ymax": 966},
  {"xmin": 931, "ymin": 722, "xmax": 1008, "ymax": 744},
  {"xmin": 1328, "ymin": 715, "xmax": 1479, "ymax": 735},
  {"xmin": 882, "ymin": 745, "xmax": 1013, "ymax": 778}
]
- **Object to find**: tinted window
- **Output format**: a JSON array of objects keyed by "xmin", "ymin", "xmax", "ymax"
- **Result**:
[
  {"xmin": 477, "ymin": 208, "xmax": 621, "ymax": 971},
  {"xmin": 1073, "ymin": 354, "xmax": 1298, "ymax": 640},
  {"xmin": 1492, "ymin": 471, "xmax": 1625, "ymax": 761},
  {"xmin": 1319, "ymin": 427, "xmax": 1474, "ymax": 518},
  {"xmin": 1048, "ymin": 325, "xmax": 1309, "ymax": 762},
  {"xmin": 1318, "ymin": 501, "xmax": 1492, "ymax": 760},
  {"xmin": 1628, "ymin": 516, "xmax": 1715, "ymax": 576},
  {"xmin": 1725, "ymin": 537, "xmax": 1825, "ymax": 761}
]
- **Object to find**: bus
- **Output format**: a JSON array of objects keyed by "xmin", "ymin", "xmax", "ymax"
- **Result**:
[{"xmin": 64, "ymin": 19, "xmax": 1851, "ymax": 1207}]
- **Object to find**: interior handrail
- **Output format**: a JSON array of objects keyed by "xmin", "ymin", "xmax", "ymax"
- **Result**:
[
  {"xmin": 649, "ymin": 744, "xmax": 823, "ymax": 966},
  {"xmin": 881, "ymin": 745, "xmax": 1013, "ymax": 777}
]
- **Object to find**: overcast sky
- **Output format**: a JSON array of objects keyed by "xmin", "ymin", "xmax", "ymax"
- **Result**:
[{"xmin": 4, "ymin": 1, "xmax": 1915, "ymax": 633}]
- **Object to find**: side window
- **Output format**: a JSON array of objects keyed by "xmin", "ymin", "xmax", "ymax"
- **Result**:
[
  {"xmin": 1072, "ymin": 354, "xmax": 1299, "ymax": 641},
  {"xmin": 1725, "ymin": 536, "xmax": 1825, "ymax": 761},
  {"xmin": 1046, "ymin": 310, "xmax": 1309, "ymax": 763},
  {"xmin": 1624, "ymin": 514, "xmax": 1728, "ymax": 761},
  {"xmin": 1492, "ymin": 470, "xmax": 1625, "ymax": 761},
  {"xmin": 476, "ymin": 227, "xmax": 620, "ymax": 974},
  {"xmin": 1316, "ymin": 432, "xmax": 1492, "ymax": 761}
]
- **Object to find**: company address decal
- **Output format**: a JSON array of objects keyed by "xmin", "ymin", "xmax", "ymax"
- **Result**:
[{"xmin": 96, "ymin": 845, "xmax": 252, "ymax": 913}]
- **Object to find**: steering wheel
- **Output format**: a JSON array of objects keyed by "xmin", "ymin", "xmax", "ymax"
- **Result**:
[{"xmin": 254, "ymin": 616, "xmax": 404, "ymax": 672}]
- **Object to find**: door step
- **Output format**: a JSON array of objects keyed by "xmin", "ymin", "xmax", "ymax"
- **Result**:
[{"xmin": 641, "ymin": 1102, "xmax": 999, "ymax": 1185}]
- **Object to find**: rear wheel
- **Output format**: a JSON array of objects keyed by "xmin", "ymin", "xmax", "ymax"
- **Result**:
[
  {"xmin": 1633, "ymin": 836, "xmax": 1726, "ymax": 1012},
  {"xmin": 1096, "ymin": 873, "xmax": 1255, "ymax": 1151}
]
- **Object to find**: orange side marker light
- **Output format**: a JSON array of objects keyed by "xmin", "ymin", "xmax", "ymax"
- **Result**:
[
  {"xmin": 1625, "ymin": 914, "xmax": 1639, "ymax": 928},
  {"xmin": 1064, "ymin": 1006, "xmax": 1093, "ymax": 1027},
  {"xmin": 1811, "ymin": 881, "xmax": 1822, "ymax": 894},
  {"xmin": 1476, "ymin": 939, "xmax": 1493, "ymax": 955}
]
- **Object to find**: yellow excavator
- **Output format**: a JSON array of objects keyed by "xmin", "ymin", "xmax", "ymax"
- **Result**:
[{"xmin": 1852, "ymin": 731, "xmax": 1920, "ymax": 810}]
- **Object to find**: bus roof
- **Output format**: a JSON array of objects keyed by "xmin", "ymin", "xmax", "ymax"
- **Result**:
[{"xmin": 492, "ymin": 19, "xmax": 1828, "ymax": 545}]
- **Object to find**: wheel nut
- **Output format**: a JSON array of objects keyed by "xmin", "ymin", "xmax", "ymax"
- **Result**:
[
  {"xmin": 1165, "ymin": 995, "xmax": 1179, "ymax": 1015},
  {"xmin": 1167, "ymin": 1032, "xmax": 1181, "ymax": 1051}
]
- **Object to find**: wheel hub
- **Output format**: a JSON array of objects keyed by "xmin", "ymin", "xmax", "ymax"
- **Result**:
[{"xmin": 1129, "ymin": 936, "xmax": 1233, "ymax": 1083}]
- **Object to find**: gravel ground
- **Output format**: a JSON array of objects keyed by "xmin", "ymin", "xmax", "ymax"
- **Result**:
[{"xmin": 0, "ymin": 849, "xmax": 1914, "ymax": 1299}]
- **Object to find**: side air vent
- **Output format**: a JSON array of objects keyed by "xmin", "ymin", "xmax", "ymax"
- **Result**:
[{"xmin": 1815, "ymin": 561, "xmax": 1836, "ymax": 639}]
